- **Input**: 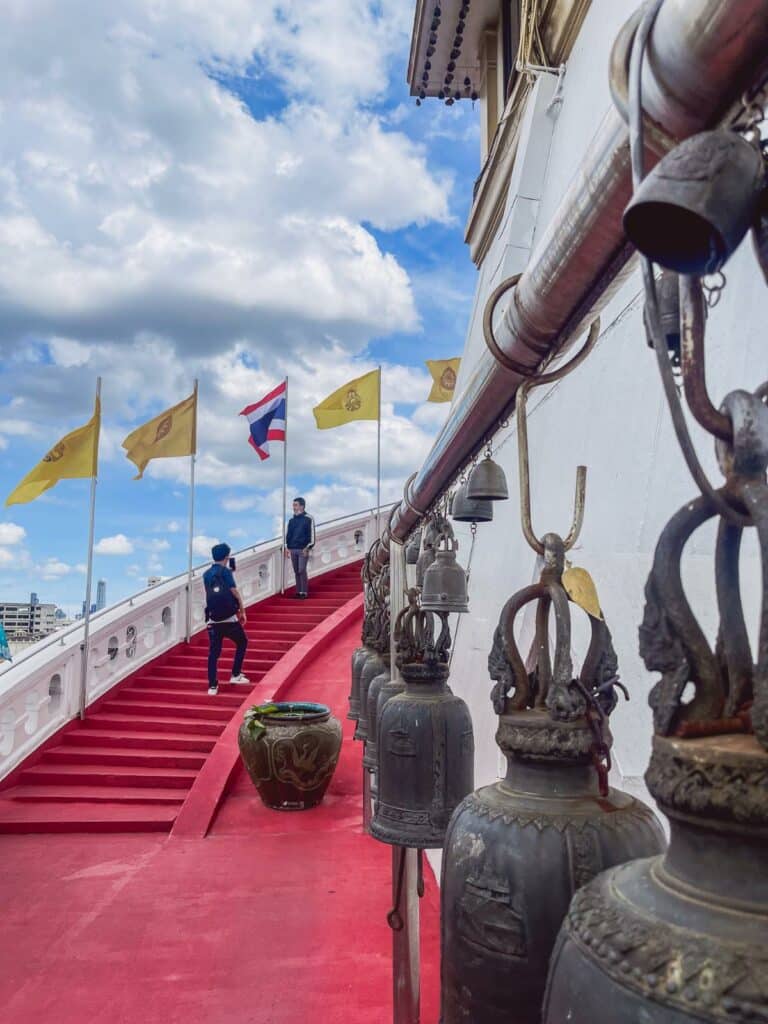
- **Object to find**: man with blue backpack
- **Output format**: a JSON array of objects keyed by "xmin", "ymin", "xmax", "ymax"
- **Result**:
[{"xmin": 203, "ymin": 542, "xmax": 249, "ymax": 696}]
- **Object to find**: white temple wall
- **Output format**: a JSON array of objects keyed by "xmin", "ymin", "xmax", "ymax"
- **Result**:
[{"xmin": 442, "ymin": 0, "xmax": 767, "ymax": 841}]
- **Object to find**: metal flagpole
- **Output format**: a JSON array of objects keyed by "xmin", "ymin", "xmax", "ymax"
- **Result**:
[
  {"xmin": 185, "ymin": 379, "xmax": 198, "ymax": 643},
  {"xmin": 78, "ymin": 376, "xmax": 101, "ymax": 721},
  {"xmin": 376, "ymin": 365, "xmax": 382, "ymax": 534},
  {"xmin": 281, "ymin": 376, "xmax": 288, "ymax": 594}
]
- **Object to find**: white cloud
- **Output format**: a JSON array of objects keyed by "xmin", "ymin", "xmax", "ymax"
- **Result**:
[
  {"xmin": 94, "ymin": 534, "xmax": 134, "ymax": 555},
  {"xmin": 37, "ymin": 558, "xmax": 86, "ymax": 580},
  {"xmin": 0, "ymin": 522, "xmax": 26, "ymax": 546},
  {"xmin": 192, "ymin": 534, "xmax": 221, "ymax": 558},
  {"xmin": 0, "ymin": 548, "xmax": 14, "ymax": 566},
  {"xmin": 165, "ymin": 521, "xmax": 181, "ymax": 533}
]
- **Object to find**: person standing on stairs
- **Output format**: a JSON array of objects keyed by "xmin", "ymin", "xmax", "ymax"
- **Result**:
[
  {"xmin": 203, "ymin": 543, "xmax": 250, "ymax": 696},
  {"xmin": 286, "ymin": 497, "xmax": 315, "ymax": 599}
]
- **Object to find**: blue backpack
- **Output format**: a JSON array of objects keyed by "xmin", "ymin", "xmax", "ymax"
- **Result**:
[{"xmin": 204, "ymin": 566, "xmax": 239, "ymax": 622}]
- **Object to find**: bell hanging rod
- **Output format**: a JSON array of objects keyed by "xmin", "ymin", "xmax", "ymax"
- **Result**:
[{"xmin": 378, "ymin": 0, "xmax": 768, "ymax": 561}]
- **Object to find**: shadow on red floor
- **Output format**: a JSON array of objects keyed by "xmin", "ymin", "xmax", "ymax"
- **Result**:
[{"xmin": 0, "ymin": 619, "xmax": 441, "ymax": 1023}]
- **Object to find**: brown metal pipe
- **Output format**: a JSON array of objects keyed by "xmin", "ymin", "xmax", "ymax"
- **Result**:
[{"xmin": 383, "ymin": 0, "xmax": 768, "ymax": 554}]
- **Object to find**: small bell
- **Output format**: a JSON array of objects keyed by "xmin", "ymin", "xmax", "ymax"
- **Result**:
[
  {"xmin": 466, "ymin": 454, "xmax": 509, "ymax": 501},
  {"xmin": 451, "ymin": 482, "xmax": 493, "ymax": 524},
  {"xmin": 643, "ymin": 269, "xmax": 681, "ymax": 363},
  {"xmin": 623, "ymin": 129, "xmax": 766, "ymax": 274},
  {"xmin": 405, "ymin": 528, "xmax": 422, "ymax": 565},
  {"xmin": 420, "ymin": 535, "xmax": 469, "ymax": 614}
]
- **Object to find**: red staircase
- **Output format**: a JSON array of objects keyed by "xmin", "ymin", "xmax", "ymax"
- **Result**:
[{"xmin": 0, "ymin": 563, "xmax": 361, "ymax": 833}]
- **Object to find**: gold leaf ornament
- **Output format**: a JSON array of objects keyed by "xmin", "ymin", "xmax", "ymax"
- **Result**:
[{"xmin": 562, "ymin": 567, "xmax": 603, "ymax": 620}]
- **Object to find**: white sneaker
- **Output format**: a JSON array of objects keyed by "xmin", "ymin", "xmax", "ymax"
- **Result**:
[
  {"xmin": 208, "ymin": 683, "xmax": 219, "ymax": 696},
  {"xmin": 229, "ymin": 674, "xmax": 251, "ymax": 685}
]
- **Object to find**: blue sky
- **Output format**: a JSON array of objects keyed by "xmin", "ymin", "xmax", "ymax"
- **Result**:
[{"xmin": 0, "ymin": 0, "xmax": 479, "ymax": 614}]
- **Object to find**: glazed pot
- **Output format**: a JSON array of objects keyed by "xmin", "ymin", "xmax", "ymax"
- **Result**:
[{"xmin": 238, "ymin": 701, "xmax": 342, "ymax": 811}]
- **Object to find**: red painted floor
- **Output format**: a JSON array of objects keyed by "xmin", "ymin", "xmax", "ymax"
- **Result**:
[
  {"xmin": 0, "ymin": 564, "xmax": 362, "ymax": 833},
  {"xmin": 0, "ymin": 619, "xmax": 441, "ymax": 1023}
]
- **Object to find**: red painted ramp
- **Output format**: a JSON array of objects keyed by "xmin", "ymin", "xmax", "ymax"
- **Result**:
[
  {"xmin": 0, "ymin": 617, "xmax": 441, "ymax": 1024},
  {"xmin": 0, "ymin": 563, "xmax": 361, "ymax": 833}
]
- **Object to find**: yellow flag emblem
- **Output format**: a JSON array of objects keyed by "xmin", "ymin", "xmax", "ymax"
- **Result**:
[
  {"xmin": 313, "ymin": 369, "xmax": 380, "ymax": 429},
  {"xmin": 426, "ymin": 358, "xmax": 461, "ymax": 403},
  {"xmin": 122, "ymin": 390, "xmax": 197, "ymax": 479},
  {"xmin": 562, "ymin": 567, "xmax": 604, "ymax": 620},
  {"xmin": 6, "ymin": 398, "xmax": 101, "ymax": 506}
]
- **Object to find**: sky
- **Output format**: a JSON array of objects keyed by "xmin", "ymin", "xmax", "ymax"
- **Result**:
[{"xmin": 0, "ymin": 0, "xmax": 480, "ymax": 614}]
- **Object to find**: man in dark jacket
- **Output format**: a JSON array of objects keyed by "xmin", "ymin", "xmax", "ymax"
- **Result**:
[
  {"xmin": 203, "ymin": 542, "xmax": 249, "ymax": 695},
  {"xmin": 285, "ymin": 497, "xmax": 315, "ymax": 598}
]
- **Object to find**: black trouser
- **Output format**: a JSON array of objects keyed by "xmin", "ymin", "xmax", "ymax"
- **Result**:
[
  {"xmin": 207, "ymin": 621, "xmax": 247, "ymax": 685},
  {"xmin": 290, "ymin": 549, "xmax": 309, "ymax": 595}
]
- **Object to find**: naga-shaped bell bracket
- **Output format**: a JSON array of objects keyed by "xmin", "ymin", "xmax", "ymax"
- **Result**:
[
  {"xmin": 488, "ymin": 532, "xmax": 621, "ymax": 721},
  {"xmin": 640, "ymin": 383, "xmax": 768, "ymax": 745},
  {"xmin": 395, "ymin": 586, "xmax": 451, "ymax": 683}
]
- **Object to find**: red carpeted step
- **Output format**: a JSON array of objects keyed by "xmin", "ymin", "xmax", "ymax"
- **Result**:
[
  {"xmin": 18, "ymin": 763, "xmax": 197, "ymax": 789},
  {"xmin": 130, "ymin": 676, "xmax": 265, "ymax": 693},
  {"xmin": 100, "ymin": 699, "xmax": 233, "ymax": 720},
  {"xmin": 82, "ymin": 713, "xmax": 225, "ymax": 736},
  {"xmin": 40, "ymin": 746, "xmax": 207, "ymax": 771},
  {"xmin": 62, "ymin": 729, "xmax": 216, "ymax": 753},
  {"xmin": 0, "ymin": 801, "xmax": 177, "ymax": 833},
  {"xmin": 116, "ymin": 687, "xmax": 244, "ymax": 709},
  {"xmin": 1, "ymin": 783, "xmax": 187, "ymax": 804}
]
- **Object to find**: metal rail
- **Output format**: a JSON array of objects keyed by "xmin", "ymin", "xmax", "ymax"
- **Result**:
[
  {"xmin": 385, "ymin": 0, "xmax": 768, "ymax": 552},
  {"xmin": 1, "ymin": 506, "xmax": 381, "ymax": 679}
]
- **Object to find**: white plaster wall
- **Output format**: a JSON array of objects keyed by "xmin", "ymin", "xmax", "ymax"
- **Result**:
[{"xmin": 444, "ymin": 0, "xmax": 768, "ymax": 829}]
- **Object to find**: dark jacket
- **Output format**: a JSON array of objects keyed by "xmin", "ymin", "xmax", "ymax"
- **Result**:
[{"xmin": 286, "ymin": 513, "xmax": 315, "ymax": 550}]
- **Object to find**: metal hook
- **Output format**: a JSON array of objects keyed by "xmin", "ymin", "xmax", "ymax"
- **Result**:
[
  {"xmin": 679, "ymin": 276, "xmax": 731, "ymax": 441},
  {"xmin": 515, "ymin": 320, "xmax": 600, "ymax": 555}
]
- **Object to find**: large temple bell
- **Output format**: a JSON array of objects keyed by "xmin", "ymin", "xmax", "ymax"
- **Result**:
[
  {"xmin": 439, "ymin": 533, "xmax": 664, "ymax": 1023},
  {"xmin": 370, "ymin": 585, "xmax": 474, "ymax": 849},
  {"xmin": 451, "ymin": 481, "xmax": 493, "ymax": 524},
  {"xmin": 348, "ymin": 556, "xmax": 377, "ymax": 723},
  {"xmin": 353, "ymin": 565, "xmax": 389, "ymax": 744},
  {"xmin": 420, "ymin": 533, "xmax": 469, "ymax": 614}
]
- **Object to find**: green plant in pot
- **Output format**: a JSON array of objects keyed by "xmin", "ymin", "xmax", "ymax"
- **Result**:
[{"xmin": 238, "ymin": 701, "xmax": 343, "ymax": 811}]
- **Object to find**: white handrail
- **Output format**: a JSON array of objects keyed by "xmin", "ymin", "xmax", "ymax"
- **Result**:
[{"xmin": 0, "ymin": 508, "xmax": 374, "ymax": 780}]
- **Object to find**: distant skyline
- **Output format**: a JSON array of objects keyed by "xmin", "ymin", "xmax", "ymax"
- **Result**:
[{"xmin": 0, "ymin": 1, "xmax": 479, "ymax": 610}]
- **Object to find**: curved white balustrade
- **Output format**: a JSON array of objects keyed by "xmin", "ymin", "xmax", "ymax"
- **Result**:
[{"xmin": 0, "ymin": 510, "xmax": 375, "ymax": 779}]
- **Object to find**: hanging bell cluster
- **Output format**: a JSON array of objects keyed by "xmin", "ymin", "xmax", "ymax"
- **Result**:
[
  {"xmin": 348, "ymin": 555, "xmax": 379, "ymax": 723},
  {"xmin": 371, "ymin": 595, "xmax": 474, "ymax": 849},
  {"xmin": 353, "ymin": 564, "xmax": 390, "ymax": 744},
  {"xmin": 440, "ymin": 531, "xmax": 664, "ymax": 1024},
  {"xmin": 415, "ymin": 514, "xmax": 448, "ymax": 588}
]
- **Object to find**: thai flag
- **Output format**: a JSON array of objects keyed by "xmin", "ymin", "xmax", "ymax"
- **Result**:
[{"xmin": 240, "ymin": 381, "xmax": 287, "ymax": 461}]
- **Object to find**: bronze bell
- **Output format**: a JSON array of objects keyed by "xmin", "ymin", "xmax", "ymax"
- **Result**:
[
  {"xmin": 405, "ymin": 528, "xmax": 422, "ymax": 565},
  {"xmin": 466, "ymin": 455, "xmax": 509, "ymax": 501},
  {"xmin": 624, "ymin": 129, "xmax": 766, "ymax": 274},
  {"xmin": 644, "ymin": 268, "xmax": 681, "ymax": 362},
  {"xmin": 420, "ymin": 535, "xmax": 469, "ymax": 614},
  {"xmin": 451, "ymin": 481, "xmax": 493, "ymax": 524},
  {"xmin": 371, "ymin": 599, "xmax": 474, "ymax": 848}
]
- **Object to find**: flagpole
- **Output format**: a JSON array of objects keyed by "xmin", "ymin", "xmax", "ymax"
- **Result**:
[
  {"xmin": 78, "ymin": 376, "xmax": 101, "ymax": 720},
  {"xmin": 376, "ymin": 365, "xmax": 382, "ymax": 536},
  {"xmin": 185, "ymin": 379, "xmax": 198, "ymax": 643},
  {"xmin": 281, "ymin": 376, "xmax": 288, "ymax": 594}
]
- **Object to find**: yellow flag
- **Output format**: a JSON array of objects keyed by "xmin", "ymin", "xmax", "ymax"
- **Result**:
[
  {"xmin": 6, "ymin": 397, "xmax": 101, "ymax": 506},
  {"xmin": 426, "ymin": 358, "xmax": 461, "ymax": 402},
  {"xmin": 313, "ymin": 369, "xmax": 380, "ymax": 430},
  {"xmin": 122, "ymin": 389, "xmax": 197, "ymax": 479}
]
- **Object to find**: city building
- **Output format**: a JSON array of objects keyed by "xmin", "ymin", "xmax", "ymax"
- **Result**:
[
  {"xmin": 0, "ymin": 601, "xmax": 58, "ymax": 639},
  {"xmin": 96, "ymin": 580, "xmax": 107, "ymax": 611}
]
